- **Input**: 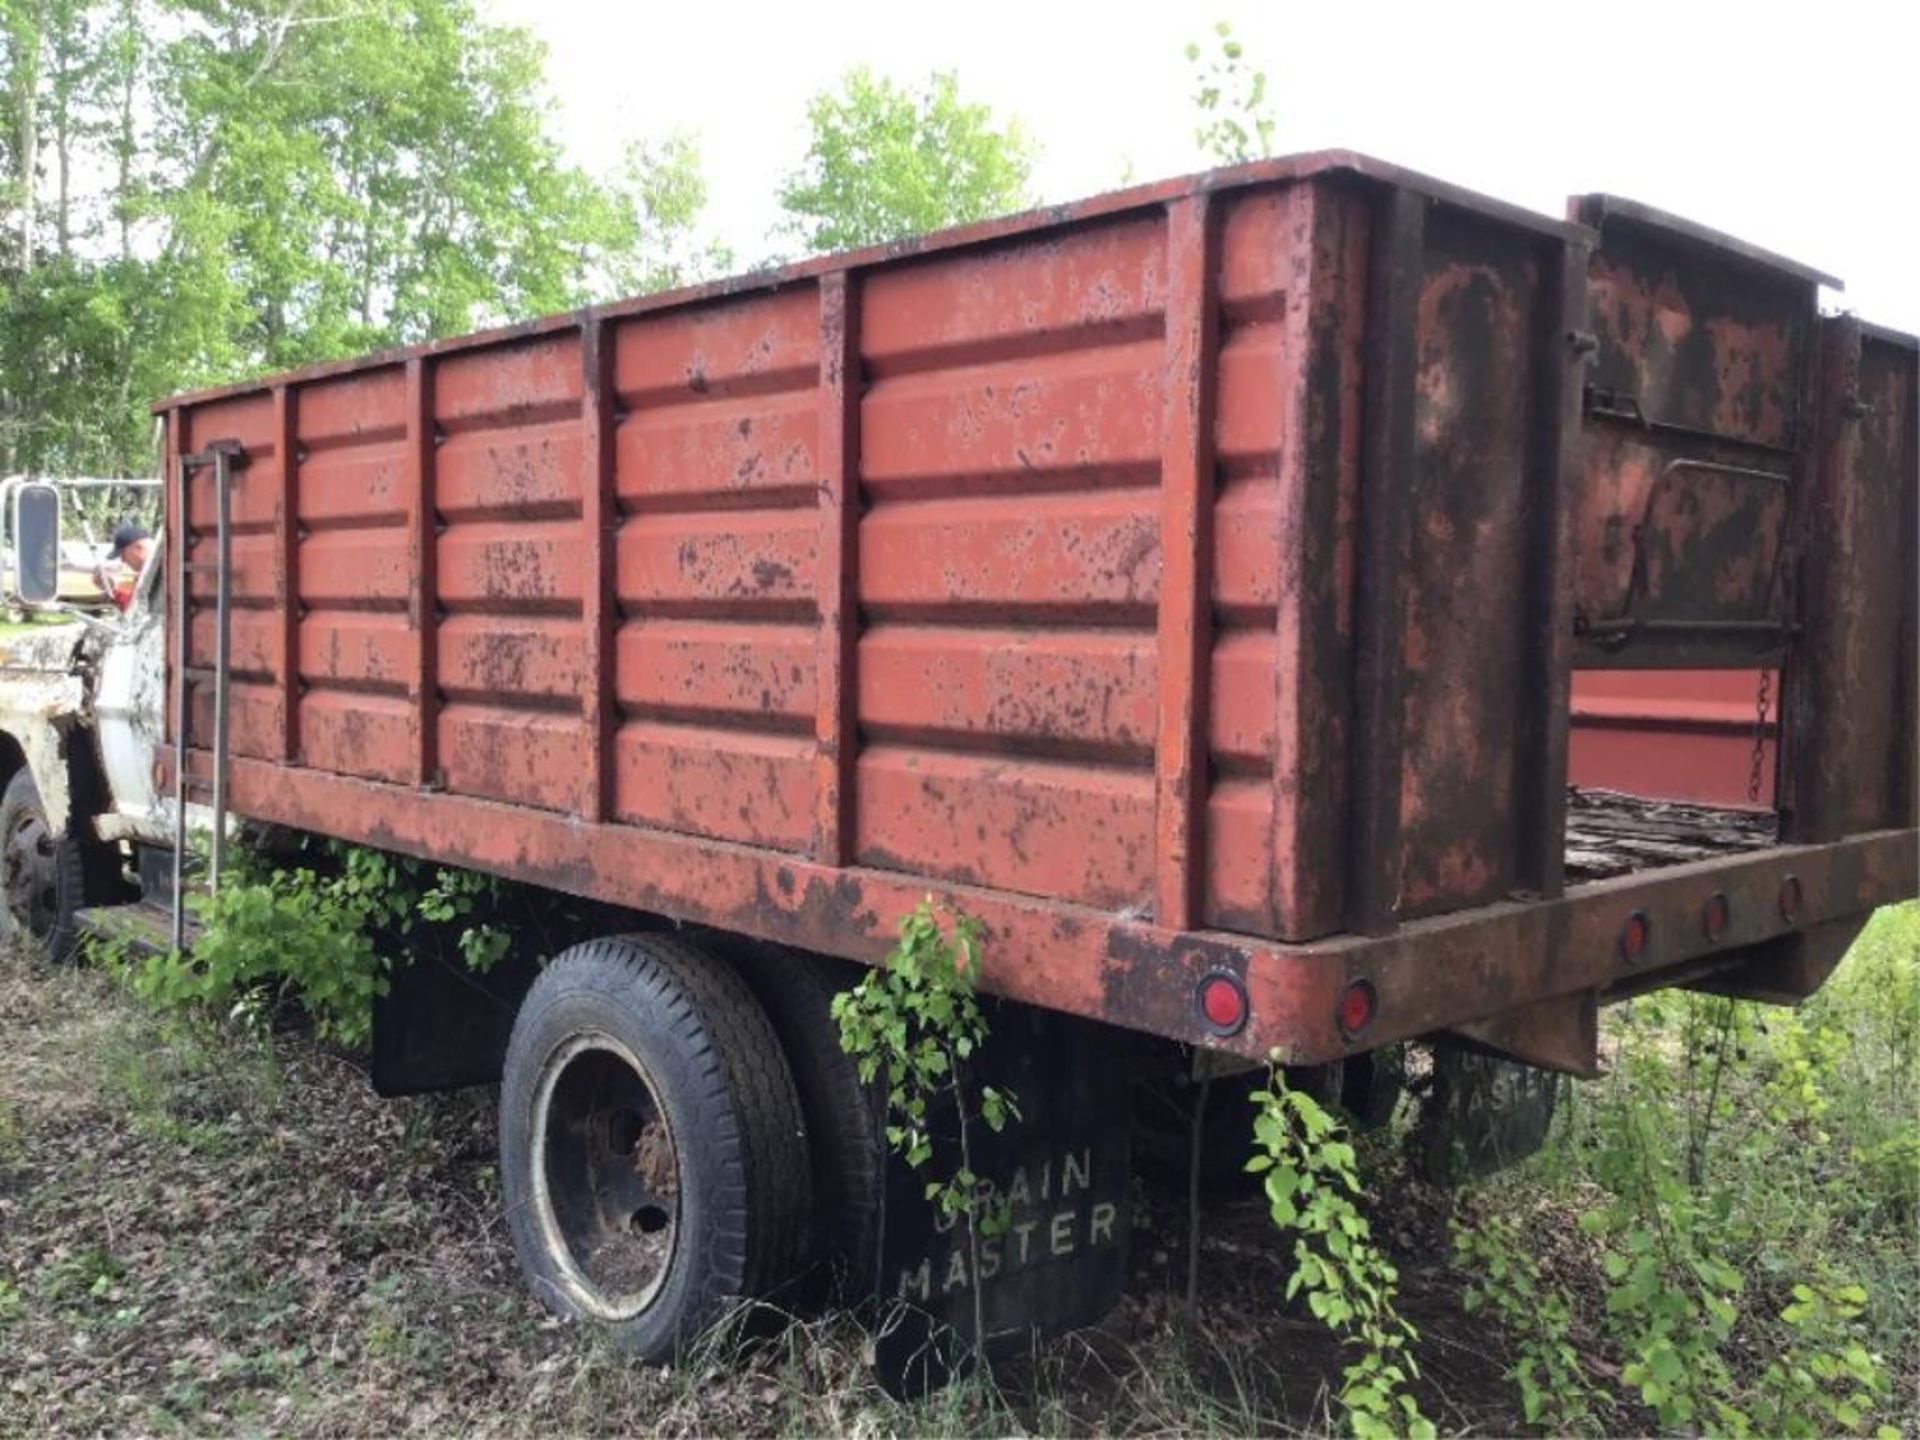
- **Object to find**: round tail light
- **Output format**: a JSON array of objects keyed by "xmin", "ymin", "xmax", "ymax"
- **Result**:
[
  {"xmin": 1195, "ymin": 971, "xmax": 1249, "ymax": 1038},
  {"xmin": 1336, "ymin": 978, "xmax": 1377, "ymax": 1040},
  {"xmin": 1620, "ymin": 909, "xmax": 1652, "ymax": 961},
  {"xmin": 1702, "ymin": 891, "xmax": 1731, "ymax": 941}
]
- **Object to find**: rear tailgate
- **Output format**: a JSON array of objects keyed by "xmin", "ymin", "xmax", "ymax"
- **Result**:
[{"xmin": 1568, "ymin": 195, "xmax": 1916, "ymax": 842}]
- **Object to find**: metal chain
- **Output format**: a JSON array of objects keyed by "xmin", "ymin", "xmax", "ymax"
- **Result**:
[{"xmin": 1747, "ymin": 668, "xmax": 1772, "ymax": 805}]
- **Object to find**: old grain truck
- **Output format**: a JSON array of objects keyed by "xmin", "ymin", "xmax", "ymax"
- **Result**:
[{"xmin": 12, "ymin": 152, "xmax": 1914, "ymax": 1367}]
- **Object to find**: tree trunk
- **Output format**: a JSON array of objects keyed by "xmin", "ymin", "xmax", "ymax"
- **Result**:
[
  {"xmin": 53, "ymin": 28, "xmax": 69, "ymax": 258},
  {"xmin": 116, "ymin": 0, "xmax": 135, "ymax": 260},
  {"xmin": 13, "ymin": 13, "xmax": 42, "ymax": 272}
]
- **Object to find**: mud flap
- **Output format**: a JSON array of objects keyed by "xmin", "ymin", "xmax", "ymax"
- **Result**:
[
  {"xmin": 871, "ymin": 1003, "xmax": 1131, "ymax": 1396},
  {"xmin": 1414, "ymin": 1042, "xmax": 1561, "ymax": 1184},
  {"xmin": 371, "ymin": 948, "xmax": 542, "ymax": 1096}
]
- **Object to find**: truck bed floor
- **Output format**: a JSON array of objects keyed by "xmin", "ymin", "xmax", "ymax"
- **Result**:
[{"xmin": 1564, "ymin": 788, "xmax": 1778, "ymax": 882}]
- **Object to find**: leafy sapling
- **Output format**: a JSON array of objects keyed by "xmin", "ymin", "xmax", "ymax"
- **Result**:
[
  {"xmin": 121, "ymin": 838, "xmax": 518, "ymax": 1045},
  {"xmin": 832, "ymin": 898, "xmax": 1018, "ymax": 1352},
  {"xmin": 1453, "ymin": 1211, "xmax": 1607, "ymax": 1433},
  {"xmin": 1248, "ymin": 1062, "xmax": 1433, "ymax": 1440}
]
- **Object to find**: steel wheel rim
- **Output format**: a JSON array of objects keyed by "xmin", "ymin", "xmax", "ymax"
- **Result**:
[
  {"xmin": 528, "ymin": 1031, "xmax": 681, "ymax": 1320},
  {"xmin": 2, "ymin": 807, "xmax": 55, "ymax": 939}
]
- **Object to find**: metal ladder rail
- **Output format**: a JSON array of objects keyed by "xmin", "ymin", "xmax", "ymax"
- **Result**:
[{"xmin": 171, "ymin": 445, "xmax": 236, "ymax": 955}]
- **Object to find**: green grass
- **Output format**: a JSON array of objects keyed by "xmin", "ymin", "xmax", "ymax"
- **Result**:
[
  {"xmin": 0, "ymin": 612, "xmax": 81, "ymax": 641},
  {"xmin": 1456, "ymin": 901, "xmax": 1919, "ymax": 1435},
  {"xmin": 2, "ymin": 906, "xmax": 1914, "ymax": 1436}
]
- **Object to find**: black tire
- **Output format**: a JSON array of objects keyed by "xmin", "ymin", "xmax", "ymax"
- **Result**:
[
  {"xmin": 0, "ymin": 767, "xmax": 91, "ymax": 960},
  {"xmin": 729, "ymin": 944, "xmax": 884, "ymax": 1295},
  {"xmin": 499, "ymin": 933, "xmax": 812, "ymax": 1361}
]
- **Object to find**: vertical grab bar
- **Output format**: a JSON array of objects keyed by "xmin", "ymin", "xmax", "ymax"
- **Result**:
[
  {"xmin": 171, "ymin": 445, "xmax": 233, "ymax": 953},
  {"xmin": 170, "ymin": 452, "xmax": 191, "ymax": 956},
  {"xmin": 210, "ymin": 449, "xmax": 231, "ymax": 893}
]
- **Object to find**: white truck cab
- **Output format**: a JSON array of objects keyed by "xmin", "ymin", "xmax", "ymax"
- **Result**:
[{"xmin": 0, "ymin": 477, "xmax": 166, "ymax": 950}]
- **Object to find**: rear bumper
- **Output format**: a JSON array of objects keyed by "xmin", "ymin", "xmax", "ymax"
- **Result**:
[{"xmin": 1251, "ymin": 826, "xmax": 1914, "ymax": 1067}]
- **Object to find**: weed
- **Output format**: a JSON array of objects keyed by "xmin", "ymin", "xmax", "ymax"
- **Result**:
[
  {"xmin": 1186, "ymin": 21, "xmax": 1276, "ymax": 164},
  {"xmin": 112, "ymin": 836, "xmax": 517, "ymax": 1045},
  {"xmin": 97, "ymin": 1006, "xmax": 276, "ymax": 1156},
  {"xmin": 39, "ymin": 1247, "xmax": 124, "ymax": 1305},
  {"xmin": 1248, "ymin": 1065, "xmax": 1434, "ymax": 1439},
  {"xmin": 1453, "ymin": 902, "xmax": 1917, "ymax": 1436},
  {"xmin": 1453, "ymin": 1212, "xmax": 1607, "ymax": 1433},
  {"xmin": 832, "ymin": 897, "xmax": 1017, "ymax": 1358}
]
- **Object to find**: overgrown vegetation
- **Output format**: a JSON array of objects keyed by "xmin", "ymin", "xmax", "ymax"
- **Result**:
[
  {"xmin": 1450, "ymin": 901, "xmax": 1918, "ymax": 1436},
  {"xmin": 106, "ymin": 834, "xmax": 515, "ymax": 1045},
  {"xmin": 0, "ymin": 934, "xmax": 1526, "ymax": 1436},
  {"xmin": 16, "ymin": 870, "xmax": 1920, "ymax": 1434},
  {"xmin": 1249, "ymin": 1070, "xmax": 1433, "ymax": 1439},
  {"xmin": 831, "ymin": 898, "xmax": 1017, "ymax": 1355}
]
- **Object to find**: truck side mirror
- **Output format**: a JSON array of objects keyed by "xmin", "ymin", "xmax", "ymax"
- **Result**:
[{"xmin": 11, "ymin": 481, "xmax": 62, "ymax": 605}]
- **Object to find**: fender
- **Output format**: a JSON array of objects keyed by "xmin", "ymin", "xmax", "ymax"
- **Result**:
[{"xmin": 0, "ymin": 622, "xmax": 91, "ymax": 833}]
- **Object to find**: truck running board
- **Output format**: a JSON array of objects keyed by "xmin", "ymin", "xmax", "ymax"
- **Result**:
[{"xmin": 76, "ymin": 901, "xmax": 202, "ymax": 960}]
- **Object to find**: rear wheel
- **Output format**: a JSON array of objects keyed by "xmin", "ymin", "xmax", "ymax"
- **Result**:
[
  {"xmin": 499, "ymin": 934, "xmax": 811, "ymax": 1360},
  {"xmin": 730, "ymin": 944, "xmax": 884, "ymax": 1295}
]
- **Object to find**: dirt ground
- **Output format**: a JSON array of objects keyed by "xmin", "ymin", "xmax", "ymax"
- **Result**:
[{"xmin": 0, "ymin": 949, "xmax": 1542, "ymax": 1437}]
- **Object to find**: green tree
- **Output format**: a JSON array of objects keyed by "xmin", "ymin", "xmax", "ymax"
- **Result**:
[
  {"xmin": 0, "ymin": 0, "xmax": 720, "ymax": 477},
  {"xmin": 600, "ymin": 133, "xmax": 731, "ymax": 297},
  {"xmin": 777, "ymin": 66, "xmax": 1033, "ymax": 254},
  {"xmin": 1187, "ymin": 21, "xmax": 1276, "ymax": 165},
  {"xmin": 147, "ymin": 0, "xmax": 714, "ymax": 364}
]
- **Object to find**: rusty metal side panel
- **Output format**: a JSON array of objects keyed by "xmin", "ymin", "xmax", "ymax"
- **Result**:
[
  {"xmin": 1785, "ymin": 321, "xmax": 1920, "ymax": 840},
  {"xmin": 180, "ymin": 392, "xmax": 285, "ymax": 768},
  {"xmin": 290, "ymin": 365, "xmax": 415, "ymax": 784},
  {"xmin": 1850, "ymin": 328, "xmax": 1918, "ymax": 833},
  {"xmin": 171, "ymin": 171, "xmax": 1593, "ymax": 948},
  {"xmin": 1152, "ymin": 193, "xmax": 1221, "ymax": 931},
  {"xmin": 430, "ymin": 335, "xmax": 586, "ymax": 812},
  {"xmin": 161, "ymin": 155, "xmax": 1919, "ymax": 1064},
  {"xmin": 611, "ymin": 286, "xmax": 824, "ymax": 853},
  {"xmin": 1393, "ymin": 207, "xmax": 1542, "ymax": 919},
  {"xmin": 1582, "ymin": 220, "xmax": 1806, "ymax": 449},
  {"xmin": 1214, "ymin": 179, "xmax": 1369, "ymax": 941},
  {"xmin": 1509, "ymin": 230, "xmax": 1592, "ymax": 900},
  {"xmin": 852, "ymin": 212, "xmax": 1168, "ymax": 911},
  {"xmin": 1870, "ymin": 332, "xmax": 1920, "ymax": 831}
]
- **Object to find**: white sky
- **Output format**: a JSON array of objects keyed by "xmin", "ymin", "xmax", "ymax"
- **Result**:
[{"xmin": 483, "ymin": 0, "xmax": 1920, "ymax": 335}]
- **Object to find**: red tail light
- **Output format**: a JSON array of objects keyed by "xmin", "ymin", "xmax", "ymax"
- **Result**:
[
  {"xmin": 1336, "ymin": 979, "xmax": 1377, "ymax": 1040},
  {"xmin": 1620, "ymin": 909, "xmax": 1651, "ymax": 961},
  {"xmin": 1195, "ymin": 972, "xmax": 1248, "ymax": 1037}
]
